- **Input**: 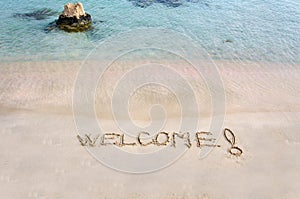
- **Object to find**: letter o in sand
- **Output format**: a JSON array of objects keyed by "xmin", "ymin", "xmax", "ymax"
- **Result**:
[{"xmin": 154, "ymin": 132, "xmax": 169, "ymax": 146}]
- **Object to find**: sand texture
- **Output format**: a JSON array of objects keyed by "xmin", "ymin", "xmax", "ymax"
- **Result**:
[{"xmin": 0, "ymin": 60, "xmax": 299, "ymax": 198}]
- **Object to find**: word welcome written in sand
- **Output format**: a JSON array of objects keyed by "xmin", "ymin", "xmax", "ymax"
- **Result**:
[{"xmin": 77, "ymin": 128, "xmax": 243, "ymax": 156}]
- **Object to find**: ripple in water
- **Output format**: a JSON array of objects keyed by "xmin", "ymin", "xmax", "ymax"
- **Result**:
[{"xmin": 0, "ymin": 0, "xmax": 299, "ymax": 63}]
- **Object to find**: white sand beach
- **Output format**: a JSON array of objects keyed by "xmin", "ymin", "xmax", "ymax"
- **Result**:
[{"xmin": 0, "ymin": 60, "xmax": 299, "ymax": 198}]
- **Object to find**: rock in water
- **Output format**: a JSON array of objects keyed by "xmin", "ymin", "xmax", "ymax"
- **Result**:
[
  {"xmin": 56, "ymin": 2, "xmax": 92, "ymax": 32},
  {"xmin": 62, "ymin": 2, "xmax": 86, "ymax": 18}
]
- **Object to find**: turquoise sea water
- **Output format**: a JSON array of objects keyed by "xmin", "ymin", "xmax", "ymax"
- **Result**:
[{"xmin": 0, "ymin": 0, "xmax": 299, "ymax": 63}]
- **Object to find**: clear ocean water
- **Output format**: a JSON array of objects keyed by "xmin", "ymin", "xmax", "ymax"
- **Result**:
[{"xmin": 0, "ymin": 0, "xmax": 299, "ymax": 63}]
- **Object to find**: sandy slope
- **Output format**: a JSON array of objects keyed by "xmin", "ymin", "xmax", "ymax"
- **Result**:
[{"xmin": 0, "ymin": 60, "xmax": 299, "ymax": 198}]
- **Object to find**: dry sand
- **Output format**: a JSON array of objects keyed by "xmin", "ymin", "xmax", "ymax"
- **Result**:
[{"xmin": 0, "ymin": 60, "xmax": 299, "ymax": 198}]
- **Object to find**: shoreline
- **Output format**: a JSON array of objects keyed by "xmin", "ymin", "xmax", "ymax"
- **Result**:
[{"xmin": 0, "ymin": 59, "xmax": 299, "ymax": 115}]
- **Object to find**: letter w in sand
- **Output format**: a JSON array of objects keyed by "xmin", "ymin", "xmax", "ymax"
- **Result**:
[{"xmin": 77, "ymin": 134, "xmax": 100, "ymax": 147}]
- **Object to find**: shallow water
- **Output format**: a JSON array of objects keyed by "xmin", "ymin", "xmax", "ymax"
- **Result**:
[{"xmin": 0, "ymin": 0, "xmax": 299, "ymax": 63}]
